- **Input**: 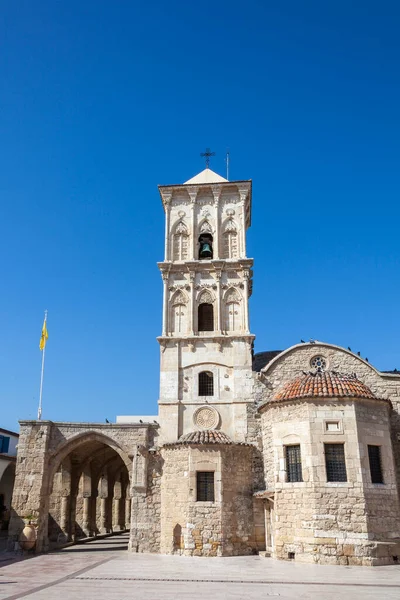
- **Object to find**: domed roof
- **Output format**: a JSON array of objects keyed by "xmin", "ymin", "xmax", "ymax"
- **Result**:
[
  {"xmin": 175, "ymin": 430, "xmax": 233, "ymax": 445},
  {"xmin": 272, "ymin": 371, "xmax": 380, "ymax": 402}
]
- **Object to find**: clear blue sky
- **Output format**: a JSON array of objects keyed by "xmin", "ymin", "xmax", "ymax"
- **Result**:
[{"xmin": 1, "ymin": 1, "xmax": 399, "ymax": 431}]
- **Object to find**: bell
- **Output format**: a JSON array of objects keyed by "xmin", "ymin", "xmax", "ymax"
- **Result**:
[{"xmin": 199, "ymin": 242, "xmax": 212, "ymax": 259}]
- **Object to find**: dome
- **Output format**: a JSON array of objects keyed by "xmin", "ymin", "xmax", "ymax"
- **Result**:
[
  {"xmin": 164, "ymin": 430, "xmax": 233, "ymax": 446},
  {"xmin": 272, "ymin": 371, "xmax": 381, "ymax": 402}
]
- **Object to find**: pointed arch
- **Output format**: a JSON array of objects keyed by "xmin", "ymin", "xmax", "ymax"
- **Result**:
[
  {"xmin": 199, "ymin": 219, "xmax": 213, "ymax": 234},
  {"xmin": 170, "ymin": 290, "xmax": 188, "ymax": 334},
  {"xmin": 198, "ymin": 289, "xmax": 215, "ymax": 304},
  {"xmin": 171, "ymin": 290, "xmax": 188, "ymax": 306},
  {"xmin": 172, "ymin": 220, "xmax": 189, "ymax": 261},
  {"xmin": 224, "ymin": 287, "xmax": 242, "ymax": 332},
  {"xmin": 197, "ymin": 289, "xmax": 215, "ymax": 332},
  {"xmin": 222, "ymin": 218, "xmax": 239, "ymax": 258}
]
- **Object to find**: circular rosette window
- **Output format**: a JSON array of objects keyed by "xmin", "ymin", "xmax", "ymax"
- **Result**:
[{"xmin": 193, "ymin": 405, "xmax": 220, "ymax": 430}]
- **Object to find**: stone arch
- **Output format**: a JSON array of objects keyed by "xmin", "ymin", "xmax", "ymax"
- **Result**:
[
  {"xmin": 198, "ymin": 219, "xmax": 213, "ymax": 235},
  {"xmin": 197, "ymin": 289, "xmax": 215, "ymax": 304},
  {"xmin": 48, "ymin": 431, "xmax": 132, "ymax": 484},
  {"xmin": 221, "ymin": 218, "xmax": 239, "ymax": 258},
  {"xmin": 47, "ymin": 431, "xmax": 132, "ymax": 545},
  {"xmin": 171, "ymin": 220, "xmax": 189, "ymax": 261},
  {"xmin": 170, "ymin": 290, "xmax": 188, "ymax": 334},
  {"xmin": 223, "ymin": 287, "xmax": 242, "ymax": 332}
]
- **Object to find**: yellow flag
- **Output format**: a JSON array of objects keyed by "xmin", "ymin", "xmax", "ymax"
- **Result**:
[{"xmin": 39, "ymin": 318, "xmax": 48, "ymax": 351}]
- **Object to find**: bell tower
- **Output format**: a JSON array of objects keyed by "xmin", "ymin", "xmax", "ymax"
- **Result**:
[{"xmin": 157, "ymin": 167, "xmax": 254, "ymax": 443}]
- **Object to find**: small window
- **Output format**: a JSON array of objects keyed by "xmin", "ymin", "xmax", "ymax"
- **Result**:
[
  {"xmin": 326, "ymin": 421, "xmax": 340, "ymax": 432},
  {"xmin": 197, "ymin": 471, "xmax": 215, "ymax": 502},
  {"xmin": 368, "ymin": 445, "xmax": 384, "ymax": 484},
  {"xmin": 0, "ymin": 436, "xmax": 10, "ymax": 453},
  {"xmin": 325, "ymin": 443, "xmax": 347, "ymax": 482},
  {"xmin": 199, "ymin": 371, "xmax": 214, "ymax": 396},
  {"xmin": 310, "ymin": 355, "xmax": 327, "ymax": 372},
  {"xmin": 198, "ymin": 303, "xmax": 214, "ymax": 331},
  {"xmin": 285, "ymin": 445, "xmax": 303, "ymax": 482}
]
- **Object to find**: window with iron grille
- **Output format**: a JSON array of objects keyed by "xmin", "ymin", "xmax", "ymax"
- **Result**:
[
  {"xmin": 325, "ymin": 443, "xmax": 347, "ymax": 482},
  {"xmin": 285, "ymin": 445, "xmax": 303, "ymax": 482},
  {"xmin": 196, "ymin": 471, "xmax": 215, "ymax": 502},
  {"xmin": 198, "ymin": 303, "xmax": 214, "ymax": 331},
  {"xmin": 199, "ymin": 371, "xmax": 214, "ymax": 396},
  {"xmin": 368, "ymin": 445, "xmax": 384, "ymax": 484}
]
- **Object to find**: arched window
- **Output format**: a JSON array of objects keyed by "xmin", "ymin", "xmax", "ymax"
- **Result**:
[
  {"xmin": 198, "ymin": 303, "xmax": 214, "ymax": 331},
  {"xmin": 173, "ymin": 221, "xmax": 189, "ymax": 261},
  {"xmin": 224, "ymin": 288, "xmax": 241, "ymax": 331},
  {"xmin": 222, "ymin": 219, "xmax": 238, "ymax": 258},
  {"xmin": 171, "ymin": 291, "xmax": 187, "ymax": 334},
  {"xmin": 199, "ymin": 371, "xmax": 214, "ymax": 396}
]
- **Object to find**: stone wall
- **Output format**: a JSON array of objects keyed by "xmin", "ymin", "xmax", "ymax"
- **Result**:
[
  {"xmin": 10, "ymin": 421, "xmax": 156, "ymax": 552},
  {"xmin": 260, "ymin": 342, "xmax": 400, "ymax": 508},
  {"xmin": 160, "ymin": 443, "xmax": 256, "ymax": 557},
  {"xmin": 260, "ymin": 396, "xmax": 400, "ymax": 565},
  {"xmin": 129, "ymin": 428, "xmax": 162, "ymax": 553}
]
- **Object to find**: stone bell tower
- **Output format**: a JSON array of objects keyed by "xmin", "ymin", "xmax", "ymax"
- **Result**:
[{"xmin": 157, "ymin": 166, "xmax": 254, "ymax": 443}]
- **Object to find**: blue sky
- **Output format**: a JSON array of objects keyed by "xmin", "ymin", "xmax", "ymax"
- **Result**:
[{"xmin": 1, "ymin": 1, "xmax": 399, "ymax": 431}]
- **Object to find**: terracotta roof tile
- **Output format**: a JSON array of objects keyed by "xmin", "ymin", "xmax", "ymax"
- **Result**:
[
  {"xmin": 272, "ymin": 371, "xmax": 381, "ymax": 403},
  {"xmin": 176, "ymin": 430, "xmax": 233, "ymax": 445}
]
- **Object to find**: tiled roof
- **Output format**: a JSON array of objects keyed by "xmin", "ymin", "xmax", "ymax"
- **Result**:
[
  {"xmin": 253, "ymin": 350, "xmax": 282, "ymax": 372},
  {"xmin": 272, "ymin": 371, "xmax": 381, "ymax": 402},
  {"xmin": 175, "ymin": 430, "xmax": 233, "ymax": 445}
]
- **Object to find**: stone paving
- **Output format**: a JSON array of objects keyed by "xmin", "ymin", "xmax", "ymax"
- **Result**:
[{"xmin": 1, "ymin": 533, "xmax": 400, "ymax": 599}]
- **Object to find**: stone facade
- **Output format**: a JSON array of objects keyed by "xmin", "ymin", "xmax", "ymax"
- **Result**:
[{"xmin": 8, "ymin": 168, "xmax": 400, "ymax": 566}]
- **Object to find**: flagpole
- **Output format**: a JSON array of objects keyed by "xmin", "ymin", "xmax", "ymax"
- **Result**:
[{"xmin": 38, "ymin": 310, "xmax": 48, "ymax": 420}]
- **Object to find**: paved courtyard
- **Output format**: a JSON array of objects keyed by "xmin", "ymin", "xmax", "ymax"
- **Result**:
[{"xmin": 1, "ymin": 533, "xmax": 400, "ymax": 599}]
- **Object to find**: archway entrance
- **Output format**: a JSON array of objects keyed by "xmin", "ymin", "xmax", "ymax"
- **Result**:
[{"xmin": 48, "ymin": 438, "xmax": 130, "ymax": 548}]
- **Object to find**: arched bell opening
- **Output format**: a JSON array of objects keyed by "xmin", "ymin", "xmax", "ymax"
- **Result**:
[
  {"xmin": 48, "ymin": 438, "xmax": 130, "ymax": 548},
  {"xmin": 198, "ymin": 233, "xmax": 213, "ymax": 260}
]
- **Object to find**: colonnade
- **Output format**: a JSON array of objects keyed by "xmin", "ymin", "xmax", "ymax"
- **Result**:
[{"xmin": 48, "ymin": 448, "xmax": 130, "ymax": 544}]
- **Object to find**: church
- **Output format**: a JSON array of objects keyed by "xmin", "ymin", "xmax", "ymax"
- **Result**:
[{"xmin": 8, "ymin": 167, "xmax": 400, "ymax": 565}]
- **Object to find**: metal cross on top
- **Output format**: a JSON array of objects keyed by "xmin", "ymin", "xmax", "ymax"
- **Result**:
[{"xmin": 200, "ymin": 148, "xmax": 215, "ymax": 168}]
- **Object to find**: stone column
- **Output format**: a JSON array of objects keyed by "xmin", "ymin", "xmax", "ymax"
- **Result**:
[
  {"xmin": 82, "ymin": 495, "xmax": 91, "ymax": 537},
  {"xmin": 113, "ymin": 497, "xmax": 121, "ymax": 531},
  {"xmin": 215, "ymin": 272, "xmax": 222, "ymax": 334},
  {"xmin": 99, "ymin": 497, "xmax": 108, "ymax": 534},
  {"xmin": 212, "ymin": 186, "xmax": 221, "ymax": 258},
  {"xmin": 189, "ymin": 271, "xmax": 195, "ymax": 335},
  {"xmin": 125, "ymin": 496, "xmax": 131, "ymax": 531},
  {"xmin": 243, "ymin": 270, "xmax": 250, "ymax": 333},
  {"xmin": 187, "ymin": 187, "xmax": 198, "ymax": 260},
  {"xmin": 60, "ymin": 495, "xmax": 70, "ymax": 539},
  {"xmin": 162, "ymin": 272, "xmax": 169, "ymax": 336},
  {"xmin": 238, "ymin": 188, "xmax": 248, "ymax": 258},
  {"xmin": 113, "ymin": 477, "xmax": 122, "ymax": 531},
  {"xmin": 164, "ymin": 197, "xmax": 171, "ymax": 261}
]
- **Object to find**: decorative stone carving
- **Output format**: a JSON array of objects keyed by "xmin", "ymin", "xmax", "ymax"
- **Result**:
[
  {"xmin": 193, "ymin": 406, "xmax": 220, "ymax": 430},
  {"xmin": 195, "ymin": 283, "xmax": 217, "ymax": 291},
  {"xmin": 224, "ymin": 219, "xmax": 237, "ymax": 232},
  {"xmin": 175, "ymin": 221, "xmax": 188, "ymax": 234},
  {"xmin": 200, "ymin": 221, "xmax": 212, "ymax": 234},
  {"xmin": 225, "ymin": 288, "xmax": 241, "ymax": 303},
  {"xmin": 198, "ymin": 290, "xmax": 214, "ymax": 304},
  {"xmin": 172, "ymin": 291, "xmax": 187, "ymax": 306}
]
